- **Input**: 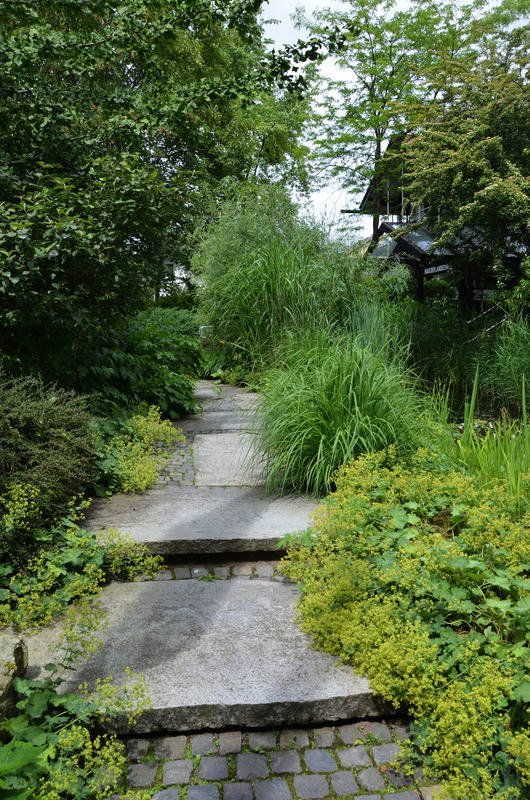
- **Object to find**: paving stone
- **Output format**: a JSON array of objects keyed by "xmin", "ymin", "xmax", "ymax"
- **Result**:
[
  {"xmin": 29, "ymin": 580, "xmax": 382, "ymax": 733},
  {"xmin": 330, "ymin": 770, "xmax": 360, "ymax": 796},
  {"xmin": 85, "ymin": 486, "xmax": 319, "ymax": 555},
  {"xmin": 155, "ymin": 570, "xmax": 173, "ymax": 581},
  {"xmin": 384, "ymin": 793, "xmax": 420, "ymax": 800},
  {"xmin": 256, "ymin": 564, "xmax": 274, "ymax": 578},
  {"xmin": 387, "ymin": 769, "xmax": 415, "ymax": 788},
  {"xmin": 232, "ymin": 563, "xmax": 253, "ymax": 576},
  {"xmin": 126, "ymin": 738, "xmax": 150, "ymax": 760},
  {"xmin": 191, "ymin": 567, "xmax": 209, "ymax": 578},
  {"xmin": 194, "ymin": 432, "xmax": 264, "ymax": 486},
  {"xmin": 357, "ymin": 767, "xmax": 386, "ymax": 792},
  {"xmin": 339, "ymin": 722, "xmax": 364, "ymax": 744},
  {"xmin": 249, "ymin": 731, "xmax": 276, "ymax": 750},
  {"xmin": 152, "ymin": 790, "xmax": 181, "ymax": 800},
  {"xmin": 191, "ymin": 733, "xmax": 216, "ymax": 755},
  {"xmin": 174, "ymin": 567, "xmax": 191, "ymax": 579},
  {"xmin": 338, "ymin": 745, "xmax": 371, "ymax": 768},
  {"xmin": 188, "ymin": 787, "xmax": 220, "ymax": 800},
  {"xmin": 391, "ymin": 724, "xmax": 410, "ymax": 741},
  {"xmin": 162, "ymin": 760, "xmax": 193, "ymax": 785},
  {"xmin": 293, "ymin": 774, "xmax": 329, "ymax": 799},
  {"xmin": 127, "ymin": 762, "xmax": 158, "ymax": 787},
  {"xmin": 254, "ymin": 778, "xmax": 292, "ymax": 800},
  {"xmin": 356, "ymin": 796, "xmax": 381, "ymax": 800},
  {"xmin": 419, "ymin": 788, "xmax": 443, "ymax": 800},
  {"xmin": 224, "ymin": 783, "xmax": 253, "ymax": 800},
  {"xmin": 214, "ymin": 566, "xmax": 230, "ymax": 578},
  {"xmin": 199, "ymin": 756, "xmax": 229, "ymax": 780},
  {"xmin": 237, "ymin": 752, "xmax": 269, "ymax": 779},
  {"xmin": 372, "ymin": 743, "xmax": 401, "ymax": 764},
  {"xmin": 303, "ymin": 748, "xmax": 338, "ymax": 772},
  {"xmin": 270, "ymin": 750, "xmax": 301, "ymax": 773},
  {"xmin": 364, "ymin": 721, "xmax": 392, "ymax": 742},
  {"xmin": 279, "ymin": 729, "xmax": 310, "ymax": 748},
  {"xmin": 219, "ymin": 731, "xmax": 242, "ymax": 754},
  {"xmin": 312, "ymin": 726, "xmax": 335, "ymax": 747},
  {"xmin": 153, "ymin": 735, "xmax": 187, "ymax": 759}
]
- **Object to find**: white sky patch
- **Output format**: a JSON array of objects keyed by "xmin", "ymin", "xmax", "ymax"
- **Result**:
[{"xmin": 262, "ymin": 0, "xmax": 371, "ymax": 238}]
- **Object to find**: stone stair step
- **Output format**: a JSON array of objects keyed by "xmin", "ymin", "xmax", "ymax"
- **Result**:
[
  {"xmin": 193, "ymin": 432, "xmax": 264, "ymax": 486},
  {"xmin": 85, "ymin": 486, "xmax": 318, "ymax": 555},
  {"xmin": 179, "ymin": 410, "xmax": 251, "ymax": 434},
  {"xmin": 28, "ymin": 580, "xmax": 385, "ymax": 734}
]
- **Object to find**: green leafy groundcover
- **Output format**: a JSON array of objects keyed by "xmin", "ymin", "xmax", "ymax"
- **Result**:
[
  {"xmin": 1, "ymin": 651, "xmax": 151, "ymax": 800},
  {"xmin": 281, "ymin": 447, "xmax": 530, "ymax": 799}
]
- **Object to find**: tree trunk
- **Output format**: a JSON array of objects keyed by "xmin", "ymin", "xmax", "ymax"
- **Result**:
[{"xmin": 371, "ymin": 137, "xmax": 382, "ymax": 242}]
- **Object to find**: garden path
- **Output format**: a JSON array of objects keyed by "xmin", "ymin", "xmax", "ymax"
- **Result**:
[{"xmin": 30, "ymin": 382, "xmax": 438, "ymax": 799}]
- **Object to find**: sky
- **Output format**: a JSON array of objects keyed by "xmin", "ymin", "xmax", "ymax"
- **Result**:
[{"xmin": 261, "ymin": 1, "xmax": 369, "ymax": 237}]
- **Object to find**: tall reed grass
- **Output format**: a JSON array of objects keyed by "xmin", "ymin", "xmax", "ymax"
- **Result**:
[
  {"xmin": 199, "ymin": 240, "xmax": 337, "ymax": 369},
  {"xmin": 483, "ymin": 317, "xmax": 530, "ymax": 413},
  {"xmin": 434, "ymin": 370, "xmax": 530, "ymax": 509},
  {"xmin": 255, "ymin": 334, "xmax": 425, "ymax": 496}
]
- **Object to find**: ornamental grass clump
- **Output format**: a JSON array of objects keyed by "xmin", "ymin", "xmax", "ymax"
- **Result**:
[
  {"xmin": 255, "ymin": 335, "xmax": 425, "ymax": 495},
  {"xmin": 281, "ymin": 447, "xmax": 530, "ymax": 799}
]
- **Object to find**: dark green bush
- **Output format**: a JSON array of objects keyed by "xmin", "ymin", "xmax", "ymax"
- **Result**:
[
  {"xmin": 79, "ymin": 308, "xmax": 202, "ymax": 417},
  {"xmin": 0, "ymin": 373, "xmax": 96, "ymax": 515},
  {"xmin": 0, "ymin": 373, "xmax": 97, "ymax": 567}
]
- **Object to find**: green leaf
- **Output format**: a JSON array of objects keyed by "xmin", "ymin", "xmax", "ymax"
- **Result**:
[{"xmin": 513, "ymin": 679, "xmax": 530, "ymax": 703}]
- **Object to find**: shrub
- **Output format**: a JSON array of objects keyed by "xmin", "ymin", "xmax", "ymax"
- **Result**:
[
  {"xmin": 0, "ymin": 373, "xmax": 97, "ymax": 563},
  {"xmin": 281, "ymin": 448, "xmax": 529, "ymax": 799},
  {"xmin": 79, "ymin": 308, "xmax": 202, "ymax": 418},
  {"xmin": 255, "ymin": 334, "xmax": 425, "ymax": 495},
  {"xmin": 93, "ymin": 406, "xmax": 185, "ymax": 495}
]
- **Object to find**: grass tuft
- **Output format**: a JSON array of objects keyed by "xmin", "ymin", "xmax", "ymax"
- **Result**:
[{"xmin": 254, "ymin": 333, "xmax": 425, "ymax": 495}]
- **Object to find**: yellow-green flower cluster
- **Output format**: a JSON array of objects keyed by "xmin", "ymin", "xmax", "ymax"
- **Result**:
[
  {"xmin": 282, "ymin": 446, "xmax": 530, "ymax": 799},
  {"xmin": 105, "ymin": 405, "xmax": 184, "ymax": 492}
]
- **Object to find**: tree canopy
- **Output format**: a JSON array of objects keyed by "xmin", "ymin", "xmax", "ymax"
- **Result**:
[
  {"xmin": 404, "ymin": 23, "xmax": 530, "ymax": 301},
  {"xmin": 0, "ymin": 0, "xmax": 312, "ymax": 378}
]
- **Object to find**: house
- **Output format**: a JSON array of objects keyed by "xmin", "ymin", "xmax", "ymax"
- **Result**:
[{"xmin": 341, "ymin": 139, "xmax": 501, "ymax": 307}]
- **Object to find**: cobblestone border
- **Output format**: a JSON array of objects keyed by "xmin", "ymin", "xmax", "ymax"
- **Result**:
[
  {"xmin": 136, "ymin": 560, "xmax": 290, "ymax": 584},
  {"xmin": 111, "ymin": 721, "xmax": 441, "ymax": 800}
]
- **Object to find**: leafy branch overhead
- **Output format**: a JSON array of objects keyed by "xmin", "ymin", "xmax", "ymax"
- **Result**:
[{"xmin": 0, "ymin": 0, "xmax": 314, "ymax": 381}]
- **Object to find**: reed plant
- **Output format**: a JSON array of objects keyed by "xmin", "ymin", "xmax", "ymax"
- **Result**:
[
  {"xmin": 254, "ymin": 333, "xmax": 425, "ymax": 495},
  {"xmin": 433, "ymin": 370, "xmax": 530, "ymax": 509},
  {"xmin": 482, "ymin": 316, "xmax": 530, "ymax": 413}
]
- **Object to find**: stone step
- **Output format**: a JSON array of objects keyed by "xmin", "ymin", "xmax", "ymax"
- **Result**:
[
  {"xmin": 85, "ymin": 486, "xmax": 318, "ymax": 555},
  {"xmin": 28, "ymin": 580, "xmax": 385, "ymax": 734},
  {"xmin": 193, "ymin": 432, "xmax": 265, "ymax": 487},
  {"xmin": 179, "ymin": 410, "xmax": 251, "ymax": 434}
]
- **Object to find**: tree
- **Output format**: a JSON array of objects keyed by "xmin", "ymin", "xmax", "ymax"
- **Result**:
[
  {"xmin": 304, "ymin": 0, "xmax": 521, "ymax": 241},
  {"xmin": 403, "ymin": 23, "xmax": 529, "ymax": 305},
  {"xmin": 0, "ymin": 0, "xmax": 312, "ymax": 380}
]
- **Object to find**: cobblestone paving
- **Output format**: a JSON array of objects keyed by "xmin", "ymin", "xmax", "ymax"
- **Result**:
[
  {"xmin": 113, "ymin": 721, "xmax": 441, "ymax": 799},
  {"xmin": 136, "ymin": 560, "xmax": 290, "ymax": 584},
  {"xmin": 155, "ymin": 437, "xmax": 195, "ymax": 488}
]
